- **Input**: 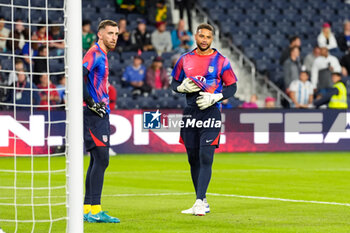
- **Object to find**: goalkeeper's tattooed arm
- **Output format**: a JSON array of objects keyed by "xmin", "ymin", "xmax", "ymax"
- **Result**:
[{"xmin": 83, "ymin": 67, "xmax": 106, "ymax": 118}]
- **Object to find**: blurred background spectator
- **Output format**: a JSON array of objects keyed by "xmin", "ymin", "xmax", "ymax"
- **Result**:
[
  {"xmin": 317, "ymin": 23, "xmax": 338, "ymax": 52},
  {"xmin": 36, "ymin": 74, "xmax": 60, "ymax": 110},
  {"xmin": 171, "ymin": 19, "xmax": 193, "ymax": 53},
  {"xmin": 33, "ymin": 45, "xmax": 48, "ymax": 85},
  {"xmin": 337, "ymin": 20, "xmax": 350, "ymax": 53},
  {"xmin": 82, "ymin": 20, "xmax": 96, "ymax": 52},
  {"xmin": 289, "ymin": 70, "xmax": 314, "ymax": 108},
  {"xmin": 151, "ymin": 21, "xmax": 172, "ymax": 54},
  {"xmin": 0, "ymin": 16, "xmax": 10, "ymax": 52},
  {"xmin": 313, "ymin": 72, "xmax": 347, "ymax": 109},
  {"xmin": 6, "ymin": 19, "xmax": 29, "ymax": 54},
  {"xmin": 108, "ymin": 84, "xmax": 117, "ymax": 109},
  {"xmin": 174, "ymin": 0, "xmax": 195, "ymax": 33},
  {"xmin": 146, "ymin": 56, "xmax": 169, "ymax": 90},
  {"xmin": 56, "ymin": 75, "xmax": 66, "ymax": 104},
  {"xmin": 303, "ymin": 45, "xmax": 321, "ymax": 73},
  {"xmin": 6, "ymin": 67, "xmax": 40, "ymax": 110},
  {"xmin": 131, "ymin": 19, "xmax": 154, "ymax": 52},
  {"xmin": 311, "ymin": 47, "xmax": 341, "ymax": 94},
  {"xmin": 122, "ymin": 55, "xmax": 150, "ymax": 95},
  {"xmin": 115, "ymin": 0, "xmax": 145, "ymax": 14},
  {"xmin": 283, "ymin": 46, "xmax": 301, "ymax": 92},
  {"xmin": 265, "ymin": 96, "xmax": 276, "ymax": 108},
  {"xmin": 241, "ymin": 94, "xmax": 258, "ymax": 109},
  {"xmin": 280, "ymin": 36, "xmax": 301, "ymax": 65}
]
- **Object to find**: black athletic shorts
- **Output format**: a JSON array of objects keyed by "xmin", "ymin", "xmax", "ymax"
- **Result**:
[
  {"xmin": 179, "ymin": 105, "xmax": 221, "ymax": 148},
  {"xmin": 84, "ymin": 107, "xmax": 110, "ymax": 151}
]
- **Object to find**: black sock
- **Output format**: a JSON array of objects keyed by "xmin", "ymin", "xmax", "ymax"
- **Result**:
[
  {"xmin": 84, "ymin": 152, "xmax": 94, "ymax": 204},
  {"xmin": 186, "ymin": 147, "xmax": 200, "ymax": 196},
  {"xmin": 84, "ymin": 146, "xmax": 109, "ymax": 205},
  {"xmin": 196, "ymin": 146, "xmax": 216, "ymax": 200}
]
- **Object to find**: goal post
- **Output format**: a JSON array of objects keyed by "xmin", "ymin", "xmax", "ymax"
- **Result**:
[{"xmin": 66, "ymin": 0, "xmax": 84, "ymax": 232}]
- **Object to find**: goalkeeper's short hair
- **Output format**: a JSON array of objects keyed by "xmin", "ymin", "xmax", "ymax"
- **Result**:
[{"xmin": 98, "ymin": 20, "xmax": 118, "ymax": 32}]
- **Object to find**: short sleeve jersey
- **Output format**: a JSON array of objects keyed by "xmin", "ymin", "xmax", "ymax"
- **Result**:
[
  {"xmin": 171, "ymin": 48, "xmax": 237, "ymax": 107},
  {"xmin": 83, "ymin": 43, "xmax": 110, "ymax": 113}
]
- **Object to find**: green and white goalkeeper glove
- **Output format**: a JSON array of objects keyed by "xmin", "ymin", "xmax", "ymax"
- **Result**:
[
  {"xmin": 196, "ymin": 92, "xmax": 223, "ymax": 110},
  {"xmin": 86, "ymin": 96, "xmax": 107, "ymax": 118},
  {"xmin": 177, "ymin": 78, "xmax": 201, "ymax": 93}
]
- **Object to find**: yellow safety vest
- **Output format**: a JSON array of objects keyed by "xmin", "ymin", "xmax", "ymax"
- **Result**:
[{"xmin": 328, "ymin": 82, "xmax": 348, "ymax": 109}]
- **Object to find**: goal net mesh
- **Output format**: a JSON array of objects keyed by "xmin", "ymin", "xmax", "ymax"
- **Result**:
[{"xmin": 0, "ymin": 0, "xmax": 68, "ymax": 232}]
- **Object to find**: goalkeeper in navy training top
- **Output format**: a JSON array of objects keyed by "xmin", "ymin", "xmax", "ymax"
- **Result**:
[
  {"xmin": 171, "ymin": 23, "xmax": 237, "ymax": 216},
  {"xmin": 82, "ymin": 20, "xmax": 120, "ymax": 223}
]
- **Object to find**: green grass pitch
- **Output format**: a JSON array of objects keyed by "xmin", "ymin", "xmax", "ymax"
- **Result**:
[{"xmin": 0, "ymin": 152, "xmax": 350, "ymax": 233}]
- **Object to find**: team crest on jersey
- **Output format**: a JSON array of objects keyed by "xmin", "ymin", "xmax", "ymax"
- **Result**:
[
  {"xmin": 208, "ymin": 66, "xmax": 214, "ymax": 73},
  {"xmin": 102, "ymin": 135, "xmax": 108, "ymax": 142}
]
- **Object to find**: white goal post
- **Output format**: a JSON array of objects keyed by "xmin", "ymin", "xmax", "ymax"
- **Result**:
[{"xmin": 66, "ymin": 0, "xmax": 84, "ymax": 232}]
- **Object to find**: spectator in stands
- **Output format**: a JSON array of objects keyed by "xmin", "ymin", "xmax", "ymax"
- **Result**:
[
  {"xmin": 313, "ymin": 72, "xmax": 347, "ymax": 109},
  {"xmin": 303, "ymin": 45, "xmax": 321, "ymax": 73},
  {"xmin": 33, "ymin": 46, "xmax": 48, "ymax": 85},
  {"xmin": 340, "ymin": 53, "xmax": 350, "ymax": 77},
  {"xmin": 289, "ymin": 70, "xmax": 314, "ymax": 108},
  {"xmin": 151, "ymin": 21, "xmax": 172, "ymax": 54},
  {"xmin": 337, "ymin": 20, "xmax": 350, "ymax": 53},
  {"xmin": 22, "ymin": 34, "xmax": 39, "ymax": 67},
  {"xmin": 167, "ymin": 53, "xmax": 181, "ymax": 83},
  {"xmin": 317, "ymin": 23, "xmax": 338, "ymax": 52},
  {"xmin": 280, "ymin": 36, "xmax": 301, "ymax": 65},
  {"xmin": 6, "ymin": 19, "xmax": 29, "ymax": 54},
  {"xmin": 6, "ymin": 68, "xmax": 40, "ymax": 110},
  {"xmin": 117, "ymin": 31, "xmax": 137, "ymax": 52},
  {"xmin": 56, "ymin": 75, "xmax": 66, "ymax": 104},
  {"xmin": 174, "ymin": 0, "xmax": 195, "ymax": 33},
  {"xmin": 148, "ymin": 0, "xmax": 171, "ymax": 25},
  {"xmin": 171, "ymin": 19, "xmax": 193, "ymax": 53},
  {"xmin": 0, "ymin": 16, "xmax": 10, "ymax": 52},
  {"xmin": 108, "ymin": 84, "xmax": 117, "ymax": 110},
  {"xmin": 283, "ymin": 46, "xmax": 301, "ymax": 92},
  {"xmin": 115, "ymin": 0, "xmax": 145, "ymax": 14},
  {"xmin": 118, "ymin": 18, "xmax": 127, "ymax": 35},
  {"xmin": 131, "ymin": 19, "xmax": 154, "ymax": 52},
  {"xmin": 241, "ymin": 94, "xmax": 258, "ymax": 109},
  {"xmin": 82, "ymin": 20, "xmax": 96, "ymax": 52},
  {"xmin": 311, "ymin": 47, "xmax": 341, "ymax": 92},
  {"xmin": 265, "ymin": 96, "xmax": 276, "ymax": 108},
  {"xmin": 49, "ymin": 25, "xmax": 65, "ymax": 54},
  {"xmin": 146, "ymin": 56, "xmax": 169, "ymax": 89},
  {"xmin": 35, "ymin": 23, "xmax": 53, "ymax": 47},
  {"xmin": 37, "ymin": 73, "xmax": 60, "ymax": 110},
  {"xmin": 122, "ymin": 55, "xmax": 150, "ymax": 95},
  {"xmin": 8, "ymin": 59, "xmax": 26, "ymax": 86}
]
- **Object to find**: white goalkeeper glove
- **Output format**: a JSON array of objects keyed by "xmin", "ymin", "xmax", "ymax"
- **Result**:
[
  {"xmin": 177, "ymin": 78, "xmax": 201, "ymax": 93},
  {"xmin": 196, "ymin": 92, "xmax": 223, "ymax": 110}
]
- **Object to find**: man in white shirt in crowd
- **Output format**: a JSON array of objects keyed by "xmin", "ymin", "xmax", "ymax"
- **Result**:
[
  {"xmin": 289, "ymin": 70, "xmax": 314, "ymax": 108},
  {"xmin": 311, "ymin": 47, "xmax": 341, "ymax": 89}
]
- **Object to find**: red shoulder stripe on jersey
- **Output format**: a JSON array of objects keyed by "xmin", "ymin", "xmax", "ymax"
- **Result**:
[{"xmin": 89, "ymin": 129, "xmax": 106, "ymax": 147}]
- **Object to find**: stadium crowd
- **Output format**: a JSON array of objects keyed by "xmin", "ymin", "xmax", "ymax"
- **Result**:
[
  {"xmin": 281, "ymin": 21, "xmax": 350, "ymax": 109},
  {"xmin": 0, "ymin": 0, "xmax": 349, "ymax": 110}
]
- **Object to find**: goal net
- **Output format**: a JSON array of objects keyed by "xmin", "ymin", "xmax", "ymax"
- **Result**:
[{"xmin": 0, "ymin": 0, "xmax": 83, "ymax": 232}]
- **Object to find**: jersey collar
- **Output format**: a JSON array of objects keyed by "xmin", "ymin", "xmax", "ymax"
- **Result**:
[
  {"xmin": 95, "ymin": 42, "xmax": 107, "ymax": 55},
  {"xmin": 191, "ymin": 48, "xmax": 217, "ymax": 56}
]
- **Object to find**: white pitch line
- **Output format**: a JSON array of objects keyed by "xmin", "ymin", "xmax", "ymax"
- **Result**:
[
  {"xmin": 0, "ymin": 192, "xmax": 349, "ymax": 207},
  {"xmin": 207, "ymin": 193, "xmax": 350, "ymax": 207}
]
